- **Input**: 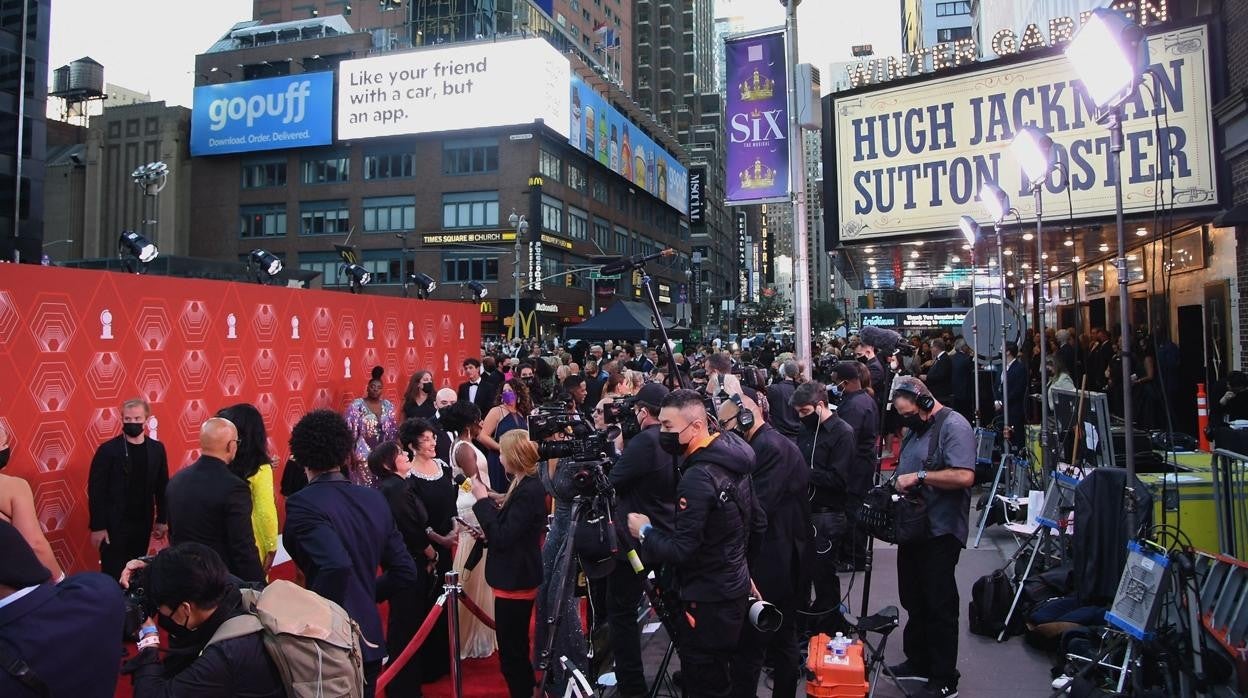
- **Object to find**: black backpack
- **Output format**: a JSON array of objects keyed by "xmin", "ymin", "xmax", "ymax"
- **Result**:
[{"xmin": 968, "ymin": 569, "xmax": 1024, "ymax": 638}]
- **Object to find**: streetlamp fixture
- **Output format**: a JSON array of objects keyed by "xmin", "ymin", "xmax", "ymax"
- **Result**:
[{"xmin": 507, "ymin": 211, "xmax": 529, "ymax": 340}]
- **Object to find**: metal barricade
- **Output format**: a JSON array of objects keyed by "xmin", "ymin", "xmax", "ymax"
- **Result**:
[{"xmin": 1212, "ymin": 449, "xmax": 1248, "ymax": 560}]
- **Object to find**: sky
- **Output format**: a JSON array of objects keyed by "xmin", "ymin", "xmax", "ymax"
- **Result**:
[{"xmin": 47, "ymin": 0, "xmax": 900, "ymax": 108}]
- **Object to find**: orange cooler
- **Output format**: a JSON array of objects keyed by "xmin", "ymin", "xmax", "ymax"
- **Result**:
[{"xmin": 805, "ymin": 633, "xmax": 869, "ymax": 697}]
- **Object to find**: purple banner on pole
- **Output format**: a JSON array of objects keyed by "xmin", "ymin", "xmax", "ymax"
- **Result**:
[{"xmin": 725, "ymin": 31, "xmax": 790, "ymax": 206}]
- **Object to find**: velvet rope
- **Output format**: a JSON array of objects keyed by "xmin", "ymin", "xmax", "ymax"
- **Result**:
[
  {"xmin": 457, "ymin": 588, "xmax": 497, "ymax": 630},
  {"xmin": 376, "ymin": 593, "xmax": 448, "ymax": 693}
]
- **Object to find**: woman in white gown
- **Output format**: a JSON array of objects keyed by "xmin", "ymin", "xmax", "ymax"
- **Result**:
[{"xmin": 442, "ymin": 400, "xmax": 498, "ymax": 659}]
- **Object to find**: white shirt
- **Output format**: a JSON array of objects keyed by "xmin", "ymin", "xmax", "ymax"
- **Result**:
[
  {"xmin": 467, "ymin": 381, "xmax": 479, "ymax": 403},
  {"xmin": 0, "ymin": 584, "xmax": 39, "ymax": 610}
]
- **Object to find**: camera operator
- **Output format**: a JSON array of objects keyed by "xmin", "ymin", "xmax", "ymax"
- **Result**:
[
  {"xmin": 122, "ymin": 543, "xmax": 283, "ymax": 697},
  {"xmin": 856, "ymin": 327, "xmax": 896, "ymax": 409},
  {"xmin": 887, "ymin": 377, "xmax": 975, "ymax": 698},
  {"xmin": 626, "ymin": 389, "xmax": 765, "ymax": 698},
  {"xmin": 791, "ymin": 381, "xmax": 854, "ymax": 634},
  {"xmin": 0, "ymin": 520, "xmax": 125, "ymax": 697},
  {"xmin": 830, "ymin": 362, "xmax": 879, "ymax": 571},
  {"xmin": 716, "ymin": 392, "xmax": 809, "ymax": 698},
  {"xmin": 765, "ymin": 360, "xmax": 803, "ymax": 441},
  {"xmin": 605, "ymin": 382, "xmax": 675, "ymax": 696},
  {"xmin": 703, "ymin": 351, "xmax": 733, "ymax": 394}
]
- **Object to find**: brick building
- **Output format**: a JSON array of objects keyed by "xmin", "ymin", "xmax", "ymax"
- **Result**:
[{"xmin": 1215, "ymin": 0, "xmax": 1248, "ymax": 369}]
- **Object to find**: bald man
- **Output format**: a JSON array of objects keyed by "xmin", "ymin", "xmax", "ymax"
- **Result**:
[
  {"xmin": 434, "ymin": 388, "xmax": 459, "ymax": 463},
  {"xmin": 163, "ymin": 418, "xmax": 264, "ymax": 582}
]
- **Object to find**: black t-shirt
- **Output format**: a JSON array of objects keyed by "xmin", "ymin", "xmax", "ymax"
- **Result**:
[{"xmin": 123, "ymin": 440, "xmax": 151, "ymax": 522}]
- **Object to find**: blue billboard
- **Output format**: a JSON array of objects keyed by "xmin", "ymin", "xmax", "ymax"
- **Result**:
[{"xmin": 191, "ymin": 72, "xmax": 334, "ymax": 156}]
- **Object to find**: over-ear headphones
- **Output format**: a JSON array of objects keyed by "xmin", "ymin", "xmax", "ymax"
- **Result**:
[
  {"xmin": 894, "ymin": 382, "xmax": 935, "ymax": 412},
  {"xmin": 729, "ymin": 393, "xmax": 755, "ymax": 429}
]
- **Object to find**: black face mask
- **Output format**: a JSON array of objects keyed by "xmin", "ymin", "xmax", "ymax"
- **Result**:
[
  {"xmin": 157, "ymin": 608, "xmax": 195, "ymax": 639},
  {"xmin": 0, "ymin": 447, "xmax": 9, "ymax": 471},
  {"xmin": 900, "ymin": 412, "xmax": 928, "ymax": 433},
  {"xmin": 800, "ymin": 411, "xmax": 822, "ymax": 433},
  {"xmin": 658, "ymin": 430, "xmax": 685, "ymax": 455},
  {"xmin": 856, "ymin": 355, "xmax": 869, "ymax": 365},
  {"xmin": 122, "ymin": 423, "xmax": 145, "ymax": 438},
  {"xmin": 423, "ymin": 382, "xmax": 434, "ymax": 395}
]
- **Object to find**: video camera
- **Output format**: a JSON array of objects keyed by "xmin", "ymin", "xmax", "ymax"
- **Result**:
[
  {"xmin": 529, "ymin": 405, "xmax": 620, "ymax": 468},
  {"xmin": 601, "ymin": 395, "xmax": 642, "ymax": 440},
  {"xmin": 122, "ymin": 556, "xmax": 156, "ymax": 639}
]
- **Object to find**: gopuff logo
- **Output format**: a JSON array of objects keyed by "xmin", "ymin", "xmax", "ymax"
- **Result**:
[{"xmin": 208, "ymin": 80, "xmax": 312, "ymax": 131}]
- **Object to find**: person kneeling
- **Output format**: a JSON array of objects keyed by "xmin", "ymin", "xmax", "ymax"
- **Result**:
[{"xmin": 124, "ymin": 542, "xmax": 284, "ymax": 697}]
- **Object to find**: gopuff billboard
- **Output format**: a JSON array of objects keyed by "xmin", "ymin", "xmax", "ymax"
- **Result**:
[{"xmin": 191, "ymin": 72, "xmax": 333, "ymax": 156}]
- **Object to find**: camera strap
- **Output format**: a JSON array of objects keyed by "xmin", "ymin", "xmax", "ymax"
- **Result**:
[
  {"xmin": 896, "ymin": 407, "xmax": 952, "ymax": 481},
  {"xmin": 0, "ymin": 645, "xmax": 50, "ymax": 697}
]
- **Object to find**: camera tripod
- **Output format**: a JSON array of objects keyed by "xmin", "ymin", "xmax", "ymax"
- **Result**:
[{"xmin": 537, "ymin": 493, "xmax": 604, "ymax": 697}]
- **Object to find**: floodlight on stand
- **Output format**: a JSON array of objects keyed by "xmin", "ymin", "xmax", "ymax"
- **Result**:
[
  {"xmin": 119, "ymin": 230, "xmax": 159, "ymax": 266},
  {"xmin": 1012, "ymin": 126, "xmax": 1056, "ymax": 189},
  {"xmin": 343, "ymin": 264, "xmax": 371, "ymax": 294},
  {"xmin": 249, "ymin": 249, "xmax": 283, "ymax": 284},
  {"xmin": 409, "ymin": 272, "xmax": 437, "ymax": 299},
  {"xmin": 130, "ymin": 161, "xmax": 169, "ymax": 196},
  {"xmin": 978, "ymin": 180, "xmax": 1010, "ymax": 225},
  {"xmin": 958, "ymin": 215, "xmax": 981, "ymax": 246},
  {"xmin": 1064, "ymin": 8, "xmax": 1148, "ymax": 112},
  {"xmin": 467, "ymin": 281, "xmax": 488, "ymax": 300}
]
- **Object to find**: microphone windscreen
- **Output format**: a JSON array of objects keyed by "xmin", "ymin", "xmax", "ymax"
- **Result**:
[{"xmin": 860, "ymin": 326, "xmax": 901, "ymax": 355}]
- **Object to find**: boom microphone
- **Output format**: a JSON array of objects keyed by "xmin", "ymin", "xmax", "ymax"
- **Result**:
[{"xmin": 594, "ymin": 248, "xmax": 676, "ymax": 276}]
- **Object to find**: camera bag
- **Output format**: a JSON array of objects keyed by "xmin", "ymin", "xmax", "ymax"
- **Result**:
[{"xmin": 855, "ymin": 408, "xmax": 952, "ymax": 544}]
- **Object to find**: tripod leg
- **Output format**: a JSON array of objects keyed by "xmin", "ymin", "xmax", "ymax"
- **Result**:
[
  {"xmin": 974, "ymin": 453, "xmax": 1010, "ymax": 548},
  {"xmin": 998, "ymin": 527, "xmax": 1046, "ymax": 642},
  {"xmin": 539, "ymin": 502, "xmax": 583, "ymax": 694},
  {"xmin": 858, "ymin": 531, "xmax": 875, "ymax": 618}
]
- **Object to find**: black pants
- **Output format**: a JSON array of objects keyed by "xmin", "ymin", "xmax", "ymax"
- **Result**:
[
  {"xmin": 606, "ymin": 560, "xmax": 647, "ymax": 695},
  {"xmin": 729, "ymin": 592, "xmax": 801, "ymax": 698},
  {"xmin": 384, "ymin": 584, "xmax": 427, "ymax": 697},
  {"xmin": 100, "ymin": 522, "xmax": 152, "ymax": 580},
  {"xmin": 495, "ymin": 596, "xmax": 537, "ymax": 698},
  {"xmin": 678, "ymin": 598, "xmax": 748, "ymax": 698},
  {"xmin": 897, "ymin": 534, "xmax": 963, "ymax": 685},
  {"xmin": 807, "ymin": 511, "xmax": 845, "ymax": 634},
  {"xmin": 840, "ymin": 496, "xmax": 869, "ymax": 569},
  {"xmin": 363, "ymin": 659, "xmax": 381, "ymax": 698}
]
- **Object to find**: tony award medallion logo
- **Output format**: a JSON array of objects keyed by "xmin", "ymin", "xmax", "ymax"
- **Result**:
[{"xmin": 100, "ymin": 309, "xmax": 114, "ymax": 340}]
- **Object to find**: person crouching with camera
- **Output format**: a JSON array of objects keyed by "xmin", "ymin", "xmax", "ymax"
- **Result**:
[
  {"xmin": 627, "ymin": 389, "xmax": 765, "ymax": 698},
  {"xmin": 122, "ymin": 543, "xmax": 283, "ymax": 697},
  {"xmin": 887, "ymin": 377, "xmax": 975, "ymax": 698},
  {"xmin": 468, "ymin": 430, "xmax": 547, "ymax": 698}
]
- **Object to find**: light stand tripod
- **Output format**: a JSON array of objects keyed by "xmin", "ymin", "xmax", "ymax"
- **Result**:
[{"xmin": 537, "ymin": 495, "xmax": 598, "ymax": 697}]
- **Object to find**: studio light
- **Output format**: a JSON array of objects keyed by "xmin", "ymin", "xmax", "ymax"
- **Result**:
[
  {"xmin": 978, "ymin": 180, "xmax": 1010, "ymax": 225},
  {"xmin": 409, "ymin": 272, "xmax": 437, "ymax": 299},
  {"xmin": 130, "ymin": 161, "xmax": 169, "ymax": 197},
  {"xmin": 467, "ymin": 281, "xmax": 488, "ymax": 300},
  {"xmin": 958, "ymin": 215, "xmax": 980, "ymax": 247},
  {"xmin": 344, "ymin": 263, "xmax": 371, "ymax": 294},
  {"xmin": 1012, "ymin": 126, "xmax": 1056, "ymax": 188},
  {"xmin": 119, "ymin": 230, "xmax": 159, "ymax": 270},
  {"xmin": 1065, "ymin": 8, "xmax": 1148, "ymax": 111},
  {"xmin": 249, "ymin": 249, "xmax": 283, "ymax": 284}
]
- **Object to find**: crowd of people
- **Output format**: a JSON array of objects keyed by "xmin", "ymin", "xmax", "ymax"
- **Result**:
[{"xmin": 2, "ymin": 320, "xmax": 1240, "ymax": 698}]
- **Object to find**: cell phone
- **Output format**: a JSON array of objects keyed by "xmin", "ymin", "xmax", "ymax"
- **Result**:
[{"xmin": 454, "ymin": 516, "xmax": 483, "ymax": 534}]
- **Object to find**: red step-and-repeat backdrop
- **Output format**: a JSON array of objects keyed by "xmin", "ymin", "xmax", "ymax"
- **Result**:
[{"xmin": 0, "ymin": 264, "xmax": 481, "ymax": 574}]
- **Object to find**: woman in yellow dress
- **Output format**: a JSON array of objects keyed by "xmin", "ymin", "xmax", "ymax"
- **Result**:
[{"xmin": 217, "ymin": 403, "xmax": 279, "ymax": 573}]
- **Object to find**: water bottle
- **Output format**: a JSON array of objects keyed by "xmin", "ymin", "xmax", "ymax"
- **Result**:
[{"xmin": 828, "ymin": 632, "xmax": 849, "ymax": 664}]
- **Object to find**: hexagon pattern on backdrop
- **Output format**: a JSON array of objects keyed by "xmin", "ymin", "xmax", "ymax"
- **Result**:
[{"xmin": 1, "ymin": 265, "xmax": 481, "ymax": 574}]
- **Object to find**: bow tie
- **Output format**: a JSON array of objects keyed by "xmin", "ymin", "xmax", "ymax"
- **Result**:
[{"xmin": 470, "ymin": 381, "xmax": 479, "ymax": 386}]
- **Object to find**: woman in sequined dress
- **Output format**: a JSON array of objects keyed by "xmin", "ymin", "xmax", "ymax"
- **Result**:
[{"xmin": 343, "ymin": 366, "xmax": 398, "ymax": 487}]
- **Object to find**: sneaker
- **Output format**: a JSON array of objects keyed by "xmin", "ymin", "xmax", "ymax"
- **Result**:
[
  {"xmin": 887, "ymin": 661, "xmax": 930, "ymax": 683},
  {"xmin": 917, "ymin": 681, "xmax": 959, "ymax": 698}
]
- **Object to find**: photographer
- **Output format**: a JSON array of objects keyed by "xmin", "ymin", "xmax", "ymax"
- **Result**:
[
  {"xmin": 887, "ymin": 377, "xmax": 975, "ymax": 698},
  {"xmin": 791, "ymin": 381, "xmax": 854, "ymax": 634},
  {"xmin": 717, "ymin": 392, "xmax": 809, "ymax": 698},
  {"xmin": 765, "ymin": 360, "xmax": 803, "ymax": 441},
  {"xmin": 124, "ymin": 543, "xmax": 283, "ymax": 697},
  {"xmin": 626, "ymin": 389, "xmax": 765, "ymax": 698},
  {"xmin": 830, "ymin": 362, "xmax": 879, "ymax": 571},
  {"xmin": 606, "ymin": 382, "xmax": 675, "ymax": 697}
]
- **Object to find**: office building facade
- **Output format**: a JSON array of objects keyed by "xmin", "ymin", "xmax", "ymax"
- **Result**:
[{"xmin": 1, "ymin": 0, "xmax": 50, "ymax": 263}]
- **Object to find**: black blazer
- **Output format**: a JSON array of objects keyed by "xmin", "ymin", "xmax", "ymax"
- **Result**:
[
  {"xmin": 747, "ymin": 424, "xmax": 811, "ymax": 603},
  {"xmin": 925, "ymin": 352, "xmax": 954, "ymax": 403},
  {"xmin": 610, "ymin": 425, "xmax": 677, "ymax": 535},
  {"xmin": 87, "ymin": 435, "xmax": 169, "ymax": 533},
  {"xmin": 283, "ymin": 472, "xmax": 422, "ymax": 663},
  {"xmin": 458, "ymin": 380, "xmax": 497, "ymax": 414},
  {"xmin": 995, "ymin": 359, "xmax": 1028, "ymax": 426},
  {"xmin": 950, "ymin": 351, "xmax": 975, "ymax": 404},
  {"xmin": 165, "ymin": 456, "xmax": 264, "ymax": 583},
  {"xmin": 473, "ymin": 475, "xmax": 546, "ymax": 591},
  {"xmin": 377, "ymin": 473, "xmax": 431, "ymax": 559}
]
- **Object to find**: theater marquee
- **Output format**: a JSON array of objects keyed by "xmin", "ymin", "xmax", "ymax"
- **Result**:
[{"xmin": 826, "ymin": 24, "xmax": 1217, "ymax": 243}]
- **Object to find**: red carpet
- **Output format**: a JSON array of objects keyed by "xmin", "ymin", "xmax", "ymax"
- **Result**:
[{"xmin": 415, "ymin": 655, "xmax": 508, "ymax": 698}]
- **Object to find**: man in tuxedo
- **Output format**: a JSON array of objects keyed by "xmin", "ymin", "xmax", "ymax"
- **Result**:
[
  {"xmin": 458, "ymin": 357, "xmax": 496, "ymax": 413},
  {"xmin": 923, "ymin": 338, "xmax": 954, "ymax": 405},
  {"xmin": 87, "ymin": 397, "xmax": 169, "ymax": 580},
  {"xmin": 480, "ymin": 356, "xmax": 504, "ymax": 389},
  {"xmin": 164, "ymin": 417, "xmax": 264, "ymax": 583},
  {"xmin": 1085, "ymin": 328, "xmax": 1113, "ymax": 392},
  {"xmin": 433, "ymin": 388, "xmax": 458, "ymax": 463},
  {"xmin": 995, "ymin": 341, "xmax": 1028, "ymax": 452},
  {"xmin": 949, "ymin": 338, "xmax": 976, "ymax": 424}
]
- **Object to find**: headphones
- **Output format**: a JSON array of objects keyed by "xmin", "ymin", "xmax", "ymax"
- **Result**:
[
  {"xmin": 894, "ymin": 382, "xmax": 935, "ymax": 412},
  {"xmin": 728, "ymin": 393, "xmax": 755, "ymax": 430}
]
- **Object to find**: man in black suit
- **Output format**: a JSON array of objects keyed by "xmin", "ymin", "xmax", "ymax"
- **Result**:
[
  {"xmin": 718, "ymin": 391, "xmax": 809, "ymax": 698},
  {"xmin": 433, "ymin": 387, "xmax": 458, "ymax": 463},
  {"xmin": 480, "ymin": 355, "xmax": 504, "ymax": 389},
  {"xmin": 1085, "ymin": 328, "xmax": 1113, "ymax": 392},
  {"xmin": 0, "ymin": 520, "xmax": 126, "ymax": 698},
  {"xmin": 830, "ymin": 361, "xmax": 878, "ymax": 570},
  {"xmin": 995, "ymin": 341, "xmax": 1028, "ymax": 452},
  {"xmin": 949, "ymin": 338, "xmax": 976, "ymax": 424},
  {"xmin": 284, "ymin": 409, "xmax": 422, "ymax": 698},
  {"xmin": 87, "ymin": 397, "xmax": 169, "ymax": 579},
  {"xmin": 923, "ymin": 338, "xmax": 954, "ymax": 405},
  {"xmin": 765, "ymin": 360, "xmax": 803, "ymax": 440},
  {"xmin": 165, "ymin": 417, "xmax": 264, "ymax": 583},
  {"xmin": 458, "ymin": 357, "xmax": 497, "ymax": 414}
]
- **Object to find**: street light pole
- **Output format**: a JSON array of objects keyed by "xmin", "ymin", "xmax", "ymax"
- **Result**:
[
  {"xmin": 784, "ymin": 0, "xmax": 812, "ymax": 368},
  {"xmin": 508, "ymin": 212, "xmax": 528, "ymax": 342}
]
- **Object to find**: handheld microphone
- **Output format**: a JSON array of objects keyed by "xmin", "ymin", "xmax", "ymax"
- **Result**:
[
  {"xmin": 595, "ymin": 248, "xmax": 675, "ymax": 277},
  {"xmin": 452, "ymin": 473, "xmax": 472, "ymax": 493}
]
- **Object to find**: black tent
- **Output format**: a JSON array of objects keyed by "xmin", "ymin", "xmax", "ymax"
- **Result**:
[{"xmin": 562, "ymin": 300, "xmax": 687, "ymax": 343}]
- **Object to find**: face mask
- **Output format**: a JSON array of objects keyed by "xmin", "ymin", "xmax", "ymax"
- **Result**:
[
  {"xmin": 857, "ymin": 355, "xmax": 869, "ymax": 365},
  {"xmin": 0, "ymin": 447, "xmax": 9, "ymax": 470},
  {"xmin": 900, "ymin": 412, "xmax": 928, "ymax": 433},
  {"xmin": 829, "ymin": 382, "xmax": 844, "ymax": 399},
  {"xmin": 423, "ymin": 382, "xmax": 434, "ymax": 395},
  {"xmin": 502, "ymin": 391, "xmax": 517, "ymax": 406},
  {"xmin": 800, "ymin": 411, "xmax": 822, "ymax": 432},
  {"xmin": 659, "ymin": 423, "xmax": 692, "ymax": 456},
  {"xmin": 122, "ymin": 423, "xmax": 145, "ymax": 438},
  {"xmin": 157, "ymin": 607, "xmax": 195, "ymax": 638}
]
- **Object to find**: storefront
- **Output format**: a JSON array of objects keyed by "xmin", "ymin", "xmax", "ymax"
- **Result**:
[{"xmin": 498, "ymin": 298, "xmax": 588, "ymax": 340}]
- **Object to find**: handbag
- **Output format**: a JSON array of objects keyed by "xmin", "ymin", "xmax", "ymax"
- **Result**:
[{"xmin": 854, "ymin": 408, "xmax": 952, "ymax": 544}]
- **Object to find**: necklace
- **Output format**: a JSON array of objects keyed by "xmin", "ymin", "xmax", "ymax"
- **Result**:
[{"xmin": 411, "ymin": 459, "xmax": 444, "ymax": 481}]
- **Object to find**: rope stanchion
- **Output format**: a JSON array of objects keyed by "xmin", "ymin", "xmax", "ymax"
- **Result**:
[
  {"xmin": 376, "ymin": 593, "xmax": 448, "ymax": 694},
  {"xmin": 457, "ymin": 587, "xmax": 496, "ymax": 630}
]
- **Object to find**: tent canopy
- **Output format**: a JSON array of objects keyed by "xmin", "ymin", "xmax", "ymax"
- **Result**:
[{"xmin": 562, "ymin": 300, "xmax": 687, "ymax": 343}]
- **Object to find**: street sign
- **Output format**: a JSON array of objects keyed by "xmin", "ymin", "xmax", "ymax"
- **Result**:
[{"xmin": 588, "ymin": 271, "xmax": 620, "ymax": 280}]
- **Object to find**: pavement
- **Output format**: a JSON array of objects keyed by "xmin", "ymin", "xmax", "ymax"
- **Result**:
[{"xmin": 624, "ymin": 517, "xmax": 1059, "ymax": 698}]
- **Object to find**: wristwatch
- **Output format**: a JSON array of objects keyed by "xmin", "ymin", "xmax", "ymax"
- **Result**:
[
  {"xmin": 639, "ymin": 523, "xmax": 653, "ymax": 544},
  {"xmin": 917, "ymin": 470, "xmax": 928, "ymax": 485}
]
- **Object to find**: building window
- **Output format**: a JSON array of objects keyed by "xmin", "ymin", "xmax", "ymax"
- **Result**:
[
  {"xmin": 363, "ymin": 196, "xmax": 416, "ymax": 232},
  {"xmin": 936, "ymin": 26, "xmax": 972, "ymax": 42},
  {"xmin": 299, "ymin": 250, "xmax": 402, "ymax": 287},
  {"xmin": 616, "ymin": 186, "xmax": 628, "ymax": 213},
  {"xmin": 567, "ymin": 163, "xmax": 587, "ymax": 193},
  {"xmin": 565, "ymin": 254, "xmax": 589, "ymax": 288},
  {"xmin": 443, "ymin": 137, "xmax": 499, "ymax": 175},
  {"xmin": 300, "ymin": 200, "xmax": 350, "ymax": 235},
  {"xmin": 442, "ymin": 256, "xmax": 500, "ymax": 282},
  {"xmin": 935, "ymin": 1, "xmax": 970, "ymax": 17},
  {"xmin": 541, "ymin": 195, "xmax": 563, "ymax": 235},
  {"xmin": 239, "ymin": 204, "xmax": 287, "ymax": 238},
  {"xmin": 363, "ymin": 150, "xmax": 414, "ymax": 180},
  {"xmin": 542, "ymin": 254, "xmax": 560, "ymax": 282},
  {"xmin": 539, "ymin": 147, "xmax": 562, "ymax": 182},
  {"xmin": 591, "ymin": 177, "xmax": 609, "ymax": 204},
  {"xmin": 567, "ymin": 207, "xmax": 588, "ymax": 240},
  {"xmin": 593, "ymin": 217, "xmax": 611, "ymax": 251},
  {"xmin": 241, "ymin": 160, "xmax": 287, "ymax": 189},
  {"xmin": 442, "ymin": 191, "xmax": 499, "ymax": 229},
  {"xmin": 614, "ymin": 225, "xmax": 628, "ymax": 253},
  {"xmin": 302, "ymin": 154, "xmax": 350, "ymax": 184}
]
